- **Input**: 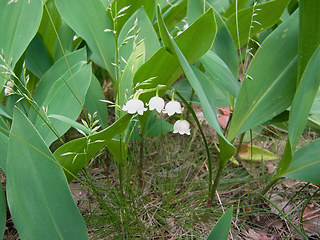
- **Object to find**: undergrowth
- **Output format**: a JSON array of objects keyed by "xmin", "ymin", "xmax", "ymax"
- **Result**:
[{"xmin": 70, "ymin": 122, "xmax": 320, "ymax": 239}]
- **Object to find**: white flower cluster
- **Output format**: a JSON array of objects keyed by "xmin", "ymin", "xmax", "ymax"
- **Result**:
[{"xmin": 122, "ymin": 96, "xmax": 190, "ymax": 135}]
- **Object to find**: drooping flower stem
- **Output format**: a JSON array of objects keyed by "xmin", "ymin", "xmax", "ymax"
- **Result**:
[{"xmin": 175, "ymin": 91, "xmax": 213, "ymax": 201}]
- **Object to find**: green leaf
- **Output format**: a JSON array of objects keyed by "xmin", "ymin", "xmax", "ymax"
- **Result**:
[
  {"xmin": 227, "ymin": 10, "xmax": 299, "ymax": 140},
  {"xmin": 206, "ymin": 0, "xmax": 230, "ymax": 14},
  {"xmin": 223, "ymin": 0, "xmax": 249, "ymax": 18},
  {"xmin": 201, "ymin": 50, "xmax": 240, "ymax": 97},
  {"xmin": 283, "ymin": 139, "xmax": 320, "ymax": 184},
  {"xmin": 48, "ymin": 114, "xmax": 90, "ymax": 135},
  {"xmin": 105, "ymin": 139, "xmax": 128, "ymax": 166},
  {"xmin": 206, "ymin": 207, "xmax": 233, "ymax": 240},
  {"xmin": 55, "ymin": 0, "xmax": 116, "ymax": 80},
  {"xmin": 0, "ymin": 131, "xmax": 8, "ymax": 173},
  {"xmin": 211, "ymin": 10, "xmax": 239, "ymax": 78},
  {"xmin": 187, "ymin": 0, "xmax": 205, "ymax": 25},
  {"xmin": 0, "ymin": 183, "xmax": 6, "ymax": 240},
  {"xmin": 84, "ymin": 75, "xmax": 109, "ymax": 129},
  {"xmin": 118, "ymin": 7, "xmax": 160, "ymax": 72},
  {"xmin": 134, "ymin": 5, "xmax": 217, "ymax": 99},
  {"xmin": 153, "ymin": 0, "xmax": 187, "ymax": 35},
  {"xmin": 145, "ymin": 112, "xmax": 173, "ymax": 137},
  {"xmin": 34, "ymin": 63, "xmax": 92, "ymax": 145},
  {"xmin": 38, "ymin": 0, "xmax": 61, "ymax": 61},
  {"xmin": 7, "ymin": 107, "xmax": 88, "ymax": 239},
  {"xmin": 0, "ymin": 0, "xmax": 43, "ymax": 88},
  {"xmin": 238, "ymin": 145, "xmax": 279, "ymax": 161},
  {"xmin": 0, "ymin": 0, "xmax": 43, "ymax": 66},
  {"xmin": 289, "ymin": 46, "xmax": 320, "ymax": 150},
  {"xmin": 111, "ymin": 0, "xmax": 155, "ymax": 36},
  {"xmin": 54, "ymin": 114, "xmax": 132, "ymax": 182},
  {"xmin": 297, "ymin": 0, "xmax": 320, "ymax": 83},
  {"xmin": 54, "ymin": 21, "xmax": 75, "ymax": 61},
  {"xmin": 33, "ymin": 48, "xmax": 87, "ymax": 106},
  {"xmin": 157, "ymin": 5, "xmax": 235, "ymax": 161},
  {"xmin": 226, "ymin": 0, "xmax": 290, "ymax": 48},
  {"xmin": 25, "ymin": 34, "xmax": 52, "ymax": 79},
  {"xmin": 275, "ymin": 138, "xmax": 292, "ymax": 177}
]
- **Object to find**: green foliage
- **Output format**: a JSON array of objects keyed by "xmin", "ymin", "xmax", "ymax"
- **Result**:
[
  {"xmin": 226, "ymin": 0, "xmax": 290, "ymax": 48},
  {"xmin": 54, "ymin": 114, "xmax": 132, "ymax": 182},
  {"xmin": 55, "ymin": 0, "xmax": 116, "ymax": 80},
  {"xmin": 7, "ymin": 108, "xmax": 88, "ymax": 239},
  {"xmin": 297, "ymin": 0, "xmax": 320, "ymax": 82},
  {"xmin": 0, "ymin": 131, "xmax": 8, "ymax": 173},
  {"xmin": 0, "ymin": 183, "xmax": 5, "ymax": 239},
  {"xmin": 289, "ymin": 46, "xmax": 320, "ymax": 150},
  {"xmin": 1, "ymin": 0, "xmax": 320, "ymax": 238},
  {"xmin": 283, "ymin": 138, "xmax": 320, "ymax": 184},
  {"xmin": 206, "ymin": 207, "xmax": 233, "ymax": 240},
  {"xmin": 227, "ymin": 10, "xmax": 299, "ymax": 140},
  {"xmin": 0, "ymin": 0, "xmax": 42, "ymax": 86}
]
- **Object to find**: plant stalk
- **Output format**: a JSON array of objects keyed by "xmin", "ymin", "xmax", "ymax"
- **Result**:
[{"xmin": 209, "ymin": 161, "xmax": 226, "ymax": 204}]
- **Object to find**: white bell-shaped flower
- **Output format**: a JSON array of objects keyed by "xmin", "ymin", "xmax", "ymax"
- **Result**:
[
  {"xmin": 148, "ymin": 96, "xmax": 165, "ymax": 113},
  {"xmin": 163, "ymin": 100, "xmax": 182, "ymax": 116},
  {"xmin": 173, "ymin": 120, "xmax": 190, "ymax": 135},
  {"xmin": 122, "ymin": 98, "xmax": 147, "ymax": 115}
]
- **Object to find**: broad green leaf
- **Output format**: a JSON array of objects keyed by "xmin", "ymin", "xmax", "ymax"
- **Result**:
[
  {"xmin": 157, "ymin": 5, "xmax": 235, "ymax": 161},
  {"xmin": 297, "ymin": 0, "xmax": 320, "ymax": 82},
  {"xmin": 275, "ymin": 138, "xmax": 292, "ymax": 177},
  {"xmin": 201, "ymin": 50, "xmax": 240, "ymax": 97},
  {"xmin": 226, "ymin": 0, "xmax": 290, "ymax": 48},
  {"xmin": 111, "ymin": 0, "xmax": 155, "ymax": 36},
  {"xmin": 212, "ymin": 11, "xmax": 239, "ymax": 78},
  {"xmin": 0, "ymin": 183, "xmax": 5, "ymax": 240},
  {"xmin": 133, "ymin": 6, "xmax": 216, "ymax": 100},
  {"xmin": 283, "ymin": 139, "xmax": 320, "ymax": 184},
  {"xmin": 38, "ymin": 0, "xmax": 61, "ymax": 61},
  {"xmin": 187, "ymin": 0, "xmax": 205, "ymax": 24},
  {"xmin": 206, "ymin": 207, "xmax": 233, "ymax": 240},
  {"xmin": 0, "ymin": 104, "xmax": 11, "ymax": 120},
  {"xmin": 54, "ymin": 21, "xmax": 75, "ymax": 61},
  {"xmin": 54, "ymin": 114, "xmax": 132, "ymax": 182},
  {"xmin": 7, "ymin": 107, "xmax": 88, "ymax": 239},
  {"xmin": 0, "ymin": 0, "xmax": 42, "ymax": 66},
  {"xmin": 0, "ymin": 131, "xmax": 8, "ymax": 173},
  {"xmin": 105, "ymin": 139, "xmax": 128, "ymax": 166},
  {"xmin": 237, "ymin": 145, "xmax": 279, "ymax": 161},
  {"xmin": 25, "ymin": 34, "xmax": 52, "ymax": 79},
  {"xmin": 145, "ymin": 115, "xmax": 173, "ymax": 137},
  {"xmin": 118, "ymin": 8, "xmax": 160, "ymax": 72},
  {"xmin": 289, "ymin": 46, "xmax": 320, "ymax": 150},
  {"xmin": 0, "ymin": 116, "xmax": 9, "ymax": 138},
  {"xmin": 0, "ymin": 0, "xmax": 43, "ymax": 87},
  {"xmin": 84, "ymin": 75, "xmax": 109, "ymax": 129},
  {"xmin": 227, "ymin": 10, "xmax": 299, "ymax": 140},
  {"xmin": 223, "ymin": 0, "xmax": 249, "ymax": 18},
  {"xmin": 206, "ymin": 0, "xmax": 230, "ymax": 14},
  {"xmin": 172, "ymin": 79, "xmax": 200, "ymax": 104},
  {"xmin": 55, "ymin": 0, "xmax": 116, "ymax": 80},
  {"xmin": 48, "ymin": 114, "xmax": 91, "ymax": 135},
  {"xmin": 34, "ymin": 63, "xmax": 92, "ymax": 145},
  {"xmin": 153, "ymin": 0, "xmax": 188, "ymax": 34},
  {"xmin": 33, "ymin": 48, "xmax": 87, "ymax": 106}
]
